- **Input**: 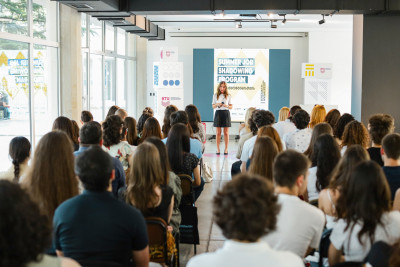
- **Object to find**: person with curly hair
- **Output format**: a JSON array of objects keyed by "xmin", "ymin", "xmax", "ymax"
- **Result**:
[
  {"xmin": 187, "ymin": 174, "xmax": 303, "ymax": 267},
  {"xmin": 0, "ymin": 136, "xmax": 30, "ymax": 182},
  {"xmin": 52, "ymin": 116, "xmax": 79, "ymax": 151},
  {"xmin": 162, "ymin": 105, "xmax": 178, "ymax": 138},
  {"xmin": 282, "ymin": 109, "xmax": 312, "ymax": 153},
  {"xmin": 102, "ymin": 115, "xmax": 133, "ymax": 171},
  {"xmin": 309, "ymin": 104, "xmax": 326, "ymax": 129},
  {"xmin": 138, "ymin": 117, "xmax": 163, "ymax": 144},
  {"xmin": 0, "ymin": 181, "xmax": 79, "ymax": 267},
  {"xmin": 340, "ymin": 120, "xmax": 369, "ymax": 155}
]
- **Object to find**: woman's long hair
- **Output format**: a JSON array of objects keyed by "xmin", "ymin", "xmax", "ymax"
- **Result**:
[
  {"xmin": 124, "ymin": 117, "xmax": 139, "ymax": 146},
  {"xmin": 166, "ymin": 123, "xmax": 190, "ymax": 174},
  {"xmin": 102, "ymin": 115, "xmax": 123, "ymax": 147},
  {"xmin": 311, "ymin": 134, "xmax": 341, "ymax": 192},
  {"xmin": 248, "ymin": 136, "xmax": 278, "ymax": 181},
  {"xmin": 309, "ymin": 105, "xmax": 326, "ymax": 129},
  {"xmin": 162, "ymin": 105, "xmax": 178, "ymax": 138},
  {"xmin": 334, "ymin": 113, "xmax": 355, "ymax": 140},
  {"xmin": 52, "ymin": 116, "xmax": 78, "ymax": 146},
  {"xmin": 185, "ymin": 104, "xmax": 202, "ymax": 134},
  {"xmin": 126, "ymin": 143, "xmax": 164, "ymax": 213},
  {"xmin": 145, "ymin": 137, "xmax": 170, "ymax": 185},
  {"xmin": 138, "ymin": 117, "xmax": 163, "ymax": 144},
  {"xmin": 216, "ymin": 81, "xmax": 229, "ymax": 99},
  {"xmin": 279, "ymin": 107, "xmax": 290, "ymax": 122},
  {"xmin": 9, "ymin": 136, "xmax": 31, "ymax": 182},
  {"xmin": 257, "ymin": 126, "xmax": 283, "ymax": 152},
  {"xmin": 325, "ymin": 109, "xmax": 341, "ymax": 130},
  {"xmin": 106, "ymin": 105, "xmax": 120, "ymax": 118},
  {"xmin": 23, "ymin": 131, "xmax": 79, "ymax": 219},
  {"xmin": 341, "ymin": 120, "xmax": 370, "ymax": 149},
  {"xmin": 336, "ymin": 161, "xmax": 391, "ymax": 245},
  {"xmin": 304, "ymin": 122, "xmax": 333, "ymax": 159}
]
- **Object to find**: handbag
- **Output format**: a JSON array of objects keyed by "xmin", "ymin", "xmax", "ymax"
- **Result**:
[{"xmin": 201, "ymin": 160, "xmax": 213, "ymax": 182}]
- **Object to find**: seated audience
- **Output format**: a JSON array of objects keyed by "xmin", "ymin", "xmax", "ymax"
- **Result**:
[
  {"xmin": 53, "ymin": 146, "xmax": 149, "ymax": 267},
  {"xmin": 333, "ymin": 113, "xmax": 355, "ymax": 144},
  {"xmin": 115, "ymin": 108, "xmax": 128, "ymax": 121},
  {"xmin": 319, "ymin": 145, "xmax": 369, "ymax": 229},
  {"xmin": 80, "ymin": 110, "xmax": 93, "ymax": 125},
  {"xmin": 274, "ymin": 105, "xmax": 300, "ymax": 139},
  {"xmin": 248, "ymin": 136, "xmax": 278, "ymax": 181},
  {"xmin": 185, "ymin": 104, "xmax": 206, "ymax": 148},
  {"xmin": 74, "ymin": 121, "xmax": 125, "ymax": 198},
  {"xmin": 52, "ymin": 116, "xmax": 79, "ymax": 151},
  {"xmin": 167, "ymin": 123, "xmax": 204, "ymax": 201},
  {"xmin": 238, "ymin": 107, "xmax": 255, "ymax": 136},
  {"xmin": 137, "ymin": 107, "xmax": 154, "ymax": 136},
  {"xmin": 278, "ymin": 106, "xmax": 290, "ymax": 121},
  {"xmin": 307, "ymin": 134, "xmax": 341, "ymax": 202},
  {"xmin": 124, "ymin": 116, "xmax": 139, "ymax": 146},
  {"xmin": 309, "ymin": 104, "xmax": 326, "ymax": 129},
  {"xmin": 138, "ymin": 117, "xmax": 163, "ymax": 144},
  {"xmin": 329, "ymin": 161, "xmax": 400, "ymax": 265},
  {"xmin": 263, "ymin": 150, "xmax": 325, "ymax": 257},
  {"xmin": 324, "ymin": 109, "xmax": 341, "ymax": 130},
  {"xmin": 0, "ymin": 181, "xmax": 79, "ymax": 267},
  {"xmin": 382, "ymin": 133, "xmax": 400, "ymax": 200},
  {"xmin": 0, "ymin": 136, "xmax": 30, "ymax": 182},
  {"xmin": 368, "ymin": 114, "xmax": 395, "ymax": 166},
  {"xmin": 341, "ymin": 120, "xmax": 369, "ymax": 155},
  {"xmin": 282, "ymin": 109, "xmax": 312, "ymax": 153},
  {"xmin": 187, "ymin": 174, "xmax": 303, "ymax": 267},
  {"xmin": 106, "ymin": 105, "xmax": 119, "ymax": 118},
  {"xmin": 102, "ymin": 115, "xmax": 133, "ymax": 172},
  {"xmin": 304, "ymin": 122, "xmax": 333, "ymax": 159},
  {"xmin": 162, "ymin": 105, "xmax": 178, "ymax": 138}
]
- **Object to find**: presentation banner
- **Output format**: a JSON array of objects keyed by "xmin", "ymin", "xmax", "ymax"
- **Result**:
[
  {"xmin": 156, "ymin": 88, "xmax": 184, "ymax": 120},
  {"xmin": 153, "ymin": 62, "xmax": 183, "ymax": 89},
  {"xmin": 214, "ymin": 49, "xmax": 269, "ymax": 122}
]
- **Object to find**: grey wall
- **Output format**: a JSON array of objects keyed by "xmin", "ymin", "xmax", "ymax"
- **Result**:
[{"xmin": 362, "ymin": 15, "xmax": 400, "ymax": 130}]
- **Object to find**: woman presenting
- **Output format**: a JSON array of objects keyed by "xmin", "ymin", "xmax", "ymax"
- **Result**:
[{"xmin": 212, "ymin": 81, "xmax": 232, "ymax": 155}]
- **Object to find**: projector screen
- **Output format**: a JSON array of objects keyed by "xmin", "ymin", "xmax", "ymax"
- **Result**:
[{"xmin": 214, "ymin": 49, "xmax": 269, "ymax": 122}]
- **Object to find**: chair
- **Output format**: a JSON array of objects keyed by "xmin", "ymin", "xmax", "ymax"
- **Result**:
[{"xmin": 178, "ymin": 174, "xmax": 195, "ymax": 206}]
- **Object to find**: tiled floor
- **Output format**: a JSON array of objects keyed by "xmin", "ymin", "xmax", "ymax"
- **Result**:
[{"xmin": 179, "ymin": 138, "xmax": 239, "ymax": 266}]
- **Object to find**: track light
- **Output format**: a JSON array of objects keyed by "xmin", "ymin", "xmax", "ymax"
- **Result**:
[
  {"xmin": 220, "ymin": 10, "xmax": 225, "ymax": 17},
  {"xmin": 319, "ymin": 14, "xmax": 325, "ymax": 25},
  {"xmin": 236, "ymin": 21, "xmax": 242, "ymax": 28},
  {"xmin": 282, "ymin": 15, "xmax": 287, "ymax": 25},
  {"xmin": 271, "ymin": 21, "xmax": 277, "ymax": 29}
]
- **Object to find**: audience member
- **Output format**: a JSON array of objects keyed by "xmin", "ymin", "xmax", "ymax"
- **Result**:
[
  {"xmin": 274, "ymin": 105, "xmax": 299, "ymax": 139},
  {"xmin": 304, "ymin": 122, "xmax": 333, "ymax": 159},
  {"xmin": 124, "ymin": 116, "xmax": 139, "ymax": 146},
  {"xmin": 0, "ymin": 136, "xmax": 30, "ymax": 182},
  {"xmin": 74, "ymin": 121, "xmax": 125, "ymax": 198},
  {"xmin": 263, "ymin": 150, "xmax": 325, "ymax": 257},
  {"xmin": 102, "ymin": 115, "xmax": 133, "ymax": 172},
  {"xmin": 248, "ymin": 136, "xmax": 278, "ymax": 181},
  {"xmin": 282, "ymin": 109, "xmax": 312, "ymax": 153},
  {"xmin": 329, "ymin": 161, "xmax": 400, "ymax": 265},
  {"xmin": 106, "ymin": 105, "xmax": 119, "ymax": 118},
  {"xmin": 145, "ymin": 137, "xmax": 182, "ymax": 234},
  {"xmin": 238, "ymin": 107, "xmax": 255, "ymax": 136},
  {"xmin": 185, "ymin": 104, "xmax": 206, "ymax": 146},
  {"xmin": 368, "ymin": 114, "xmax": 395, "ymax": 166},
  {"xmin": 138, "ymin": 117, "xmax": 163, "ymax": 144},
  {"xmin": 333, "ymin": 113, "xmax": 355, "ymax": 142},
  {"xmin": 162, "ymin": 105, "xmax": 178, "ymax": 138},
  {"xmin": 341, "ymin": 120, "xmax": 369, "ymax": 154},
  {"xmin": 71, "ymin": 120, "xmax": 80, "ymax": 140},
  {"xmin": 80, "ymin": 110, "xmax": 93, "ymax": 125},
  {"xmin": 324, "ymin": 109, "xmax": 341, "ymax": 130},
  {"xmin": 319, "ymin": 145, "xmax": 369, "ymax": 229},
  {"xmin": 309, "ymin": 104, "xmax": 326, "ymax": 129},
  {"xmin": 382, "ymin": 133, "xmax": 400, "ymax": 200},
  {"xmin": 115, "ymin": 108, "xmax": 128, "ymax": 121},
  {"xmin": 278, "ymin": 106, "xmax": 290, "ymax": 122},
  {"xmin": 257, "ymin": 125, "xmax": 283, "ymax": 151},
  {"xmin": 0, "ymin": 181, "xmax": 79, "ymax": 267},
  {"xmin": 52, "ymin": 116, "xmax": 79, "ymax": 151},
  {"xmin": 187, "ymin": 174, "xmax": 303, "ymax": 267},
  {"xmin": 393, "ymin": 188, "xmax": 400, "ymax": 211},
  {"xmin": 54, "ymin": 146, "xmax": 149, "ymax": 266},
  {"xmin": 167, "ymin": 123, "xmax": 204, "ymax": 201},
  {"xmin": 307, "ymin": 134, "xmax": 341, "ymax": 202},
  {"xmin": 137, "ymin": 108, "xmax": 154, "ymax": 136}
]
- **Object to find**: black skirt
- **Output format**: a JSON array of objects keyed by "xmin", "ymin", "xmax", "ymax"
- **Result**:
[{"xmin": 213, "ymin": 110, "xmax": 231, "ymax": 127}]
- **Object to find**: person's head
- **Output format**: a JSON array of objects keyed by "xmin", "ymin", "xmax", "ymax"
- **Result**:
[
  {"xmin": 304, "ymin": 122, "xmax": 333, "ymax": 158},
  {"xmin": 249, "ymin": 109, "xmax": 275, "ymax": 135},
  {"xmin": 249, "ymin": 136, "xmax": 279, "ymax": 181},
  {"xmin": 185, "ymin": 104, "xmax": 202, "ymax": 134},
  {"xmin": 273, "ymin": 150, "xmax": 310, "ymax": 194},
  {"xmin": 382, "ymin": 133, "xmax": 400, "ymax": 161},
  {"xmin": 334, "ymin": 113, "xmax": 355, "ymax": 140},
  {"xmin": 341, "ymin": 120, "xmax": 369, "ymax": 149},
  {"xmin": 102, "ymin": 115, "xmax": 123, "ymax": 147},
  {"xmin": 145, "ymin": 137, "xmax": 170, "ymax": 185},
  {"xmin": 162, "ymin": 105, "xmax": 178, "ymax": 138},
  {"xmin": 75, "ymin": 146, "xmax": 114, "ymax": 192},
  {"xmin": 368, "ymin": 114, "xmax": 395, "ymax": 146},
  {"xmin": 216, "ymin": 81, "xmax": 228, "ymax": 98},
  {"xmin": 143, "ymin": 107, "xmax": 154, "ymax": 116},
  {"xmin": 79, "ymin": 121, "xmax": 102, "ymax": 145},
  {"xmin": 23, "ymin": 131, "xmax": 78, "ymax": 219},
  {"xmin": 106, "ymin": 105, "xmax": 120, "ymax": 118},
  {"xmin": 80, "ymin": 110, "xmax": 93, "ymax": 124},
  {"xmin": 0, "ymin": 181, "xmax": 52, "ymax": 267},
  {"xmin": 325, "ymin": 109, "xmax": 341, "ymax": 130},
  {"xmin": 115, "ymin": 108, "xmax": 128, "ymax": 121},
  {"xmin": 257, "ymin": 125, "xmax": 283, "ymax": 152},
  {"xmin": 170, "ymin": 110, "xmax": 189, "ymax": 126},
  {"xmin": 52, "ymin": 116, "xmax": 78, "ymax": 145},
  {"xmin": 137, "ymin": 112, "xmax": 153, "ymax": 136},
  {"xmin": 311, "ymin": 134, "xmax": 341, "ymax": 191},
  {"xmin": 288, "ymin": 105, "xmax": 302, "ymax": 122},
  {"xmin": 124, "ymin": 116, "xmax": 139, "ymax": 146},
  {"xmin": 9, "ymin": 136, "xmax": 31, "ymax": 182},
  {"xmin": 213, "ymin": 174, "xmax": 280, "ymax": 242},
  {"xmin": 309, "ymin": 104, "xmax": 326, "ymax": 128},
  {"xmin": 127, "ymin": 142, "xmax": 164, "ymax": 213},
  {"xmin": 278, "ymin": 107, "xmax": 290, "ymax": 122},
  {"xmin": 336, "ymin": 161, "xmax": 391, "ymax": 245},
  {"xmin": 329, "ymin": 145, "xmax": 370, "ymax": 189},
  {"xmin": 293, "ymin": 109, "xmax": 310, "ymax": 130},
  {"xmin": 139, "ymin": 117, "xmax": 162, "ymax": 144},
  {"xmin": 166, "ymin": 123, "xmax": 190, "ymax": 173},
  {"xmin": 244, "ymin": 107, "xmax": 256, "ymax": 131}
]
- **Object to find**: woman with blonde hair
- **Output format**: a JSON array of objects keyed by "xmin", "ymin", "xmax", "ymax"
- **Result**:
[
  {"xmin": 248, "ymin": 136, "xmax": 279, "ymax": 181},
  {"xmin": 309, "ymin": 105, "xmax": 326, "ymax": 129},
  {"xmin": 278, "ymin": 107, "xmax": 290, "ymax": 122},
  {"xmin": 238, "ymin": 107, "xmax": 256, "ymax": 136}
]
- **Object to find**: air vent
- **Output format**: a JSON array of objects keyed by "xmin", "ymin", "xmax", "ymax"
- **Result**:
[{"xmin": 69, "ymin": 3, "xmax": 93, "ymax": 9}]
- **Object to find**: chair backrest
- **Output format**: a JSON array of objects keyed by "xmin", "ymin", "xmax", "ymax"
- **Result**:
[
  {"xmin": 177, "ymin": 174, "xmax": 194, "ymax": 205},
  {"xmin": 146, "ymin": 217, "xmax": 169, "ymax": 264}
]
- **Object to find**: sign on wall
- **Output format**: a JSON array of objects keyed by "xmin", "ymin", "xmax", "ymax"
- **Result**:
[
  {"xmin": 156, "ymin": 88, "xmax": 184, "ymax": 119},
  {"xmin": 302, "ymin": 63, "xmax": 332, "ymax": 79},
  {"xmin": 153, "ymin": 62, "xmax": 183, "ymax": 89},
  {"xmin": 160, "ymin": 47, "xmax": 178, "ymax": 62}
]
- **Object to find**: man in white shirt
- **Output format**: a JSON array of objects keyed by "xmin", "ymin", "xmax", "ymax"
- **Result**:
[
  {"xmin": 187, "ymin": 174, "xmax": 303, "ymax": 267},
  {"xmin": 282, "ymin": 109, "xmax": 312, "ymax": 153},
  {"xmin": 240, "ymin": 110, "xmax": 275, "ymax": 172},
  {"xmin": 262, "ymin": 150, "xmax": 325, "ymax": 258},
  {"xmin": 274, "ymin": 105, "xmax": 301, "ymax": 139}
]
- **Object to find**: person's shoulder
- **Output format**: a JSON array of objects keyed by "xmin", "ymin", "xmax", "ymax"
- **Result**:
[
  {"xmin": 284, "ymin": 196, "xmax": 324, "ymax": 221},
  {"xmin": 191, "ymin": 138, "xmax": 202, "ymax": 147},
  {"xmin": 187, "ymin": 252, "xmax": 218, "ymax": 267},
  {"xmin": 387, "ymin": 210, "xmax": 400, "ymax": 223},
  {"xmin": 271, "ymin": 250, "xmax": 304, "ymax": 266}
]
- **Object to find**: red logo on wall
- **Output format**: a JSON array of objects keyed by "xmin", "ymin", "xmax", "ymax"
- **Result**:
[
  {"xmin": 320, "ymin": 68, "xmax": 325, "ymax": 73},
  {"xmin": 161, "ymin": 97, "xmax": 170, "ymax": 107}
]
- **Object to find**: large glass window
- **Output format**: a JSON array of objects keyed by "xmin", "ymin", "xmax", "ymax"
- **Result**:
[
  {"xmin": 0, "ymin": 0, "xmax": 28, "ymax": 36},
  {"xmin": 89, "ymin": 16, "xmax": 102, "ymax": 52},
  {"xmin": 33, "ymin": 0, "xmax": 58, "ymax": 41},
  {"xmin": 89, "ymin": 54, "xmax": 102, "ymax": 121}
]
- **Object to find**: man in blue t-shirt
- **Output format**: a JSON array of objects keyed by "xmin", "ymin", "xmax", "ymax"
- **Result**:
[
  {"xmin": 382, "ymin": 133, "xmax": 400, "ymax": 200},
  {"xmin": 54, "ymin": 146, "xmax": 149, "ymax": 267}
]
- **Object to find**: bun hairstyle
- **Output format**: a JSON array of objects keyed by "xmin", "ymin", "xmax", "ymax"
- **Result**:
[{"xmin": 9, "ymin": 137, "xmax": 31, "ymax": 182}]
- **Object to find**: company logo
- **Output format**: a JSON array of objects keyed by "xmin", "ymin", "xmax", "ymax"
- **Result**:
[
  {"xmin": 305, "ymin": 64, "xmax": 315, "ymax": 77},
  {"xmin": 320, "ymin": 68, "xmax": 325, "ymax": 74},
  {"xmin": 161, "ymin": 97, "xmax": 170, "ymax": 107}
]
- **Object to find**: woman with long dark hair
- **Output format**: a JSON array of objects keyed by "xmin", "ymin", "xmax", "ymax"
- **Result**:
[
  {"xmin": 185, "ymin": 104, "xmax": 205, "ymax": 145},
  {"xmin": 162, "ymin": 105, "xmax": 178, "ymax": 138},
  {"xmin": 124, "ymin": 116, "xmax": 139, "ymax": 146},
  {"xmin": 138, "ymin": 117, "xmax": 163, "ymax": 144},
  {"xmin": 304, "ymin": 122, "xmax": 333, "ymax": 159},
  {"xmin": 0, "ymin": 136, "xmax": 30, "ymax": 182}
]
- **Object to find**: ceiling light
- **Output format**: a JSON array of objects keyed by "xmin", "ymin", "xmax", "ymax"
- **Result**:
[
  {"xmin": 282, "ymin": 15, "xmax": 287, "ymax": 25},
  {"xmin": 236, "ymin": 21, "xmax": 242, "ymax": 28},
  {"xmin": 271, "ymin": 21, "xmax": 277, "ymax": 29},
  {"xmin": 319, "ymin": 14, "xmax": 325, "ymax": 25},
  {"xmin": 220, "ymin": 10, "xmax": 225, "ymax": 17},
  {"xmin": 268, "ymin": 13, "xmax": 274, "ymax": 18}
]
